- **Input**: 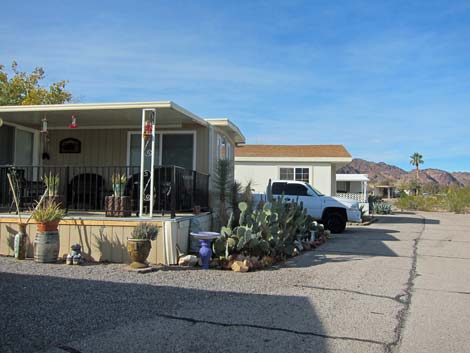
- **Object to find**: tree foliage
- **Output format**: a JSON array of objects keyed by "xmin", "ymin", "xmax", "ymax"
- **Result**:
[
  {"xmin": 409, "ymin": 152, "xmax": 424, "ymax": 175},
  {"xmin": 0, "ymin": 61, "xmax": 73, "ymax": 105},
  {"xmin": 409, "ymin": 152, "xmax": 424, "ymax": 195}
]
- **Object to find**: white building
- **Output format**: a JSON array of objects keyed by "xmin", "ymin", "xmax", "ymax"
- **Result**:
[
  {"xmin": 234, "ymin": 145, "xmax": 352, "ymax": 196},
  {"xmin": 336, "ymin": 174, "xmax": 369, "ymax": 214}
]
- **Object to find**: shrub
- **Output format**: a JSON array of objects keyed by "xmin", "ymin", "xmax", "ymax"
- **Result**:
[
  {"xmin": 447, "ymin": 187, "xmax": 470, "ymax": 214},
  {"xmin": 131, "ymin": 222, "xmax": 159, "ymax": 240},
  {"xmin": 372, "ymin": 201, "xmax": 392, "ymax": 215}
]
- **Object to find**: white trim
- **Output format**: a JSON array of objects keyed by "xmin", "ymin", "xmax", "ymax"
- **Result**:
[
  {"xmin": 47, "ymin": 124, "xmax": 183, "ymax": 130},
  {"xmin": 0, "ymin": 101, "xmax": 209, "ymax": 127},
  {"xmin": 3, "ymin": 121, "xmax": 39, "ymax": 134},
  {"xmin": 205, "ymin": 118, "xmax": 245, "ymax": 144},
  {"xmin": 208, "ymin": 125, "xmax": 215, "ymax": 177}
]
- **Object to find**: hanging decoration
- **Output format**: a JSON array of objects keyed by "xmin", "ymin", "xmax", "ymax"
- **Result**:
[
  {"xmin": 41, "ymin": 115, "xmax": 50, "ymax": 160},
  {"xmin": 143, "ymin": 112, "xmax": 155, "ymax": 141},
  {"xmin": 41, "ymin": 116, "xmax": 48, "ymax": 134},
  {"xmin": 69, "ymin": 114, "xmax": 78, "ymax": 129}
]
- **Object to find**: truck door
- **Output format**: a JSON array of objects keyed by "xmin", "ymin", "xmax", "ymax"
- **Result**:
[{"xmin": 284, "ymin": 182, "xmax": 322, "ymax": 219}]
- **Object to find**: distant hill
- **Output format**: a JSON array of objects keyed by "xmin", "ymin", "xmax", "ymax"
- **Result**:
[{"xmin": 338, "ymin": 159, "xmax": 470, "ymax": 187}]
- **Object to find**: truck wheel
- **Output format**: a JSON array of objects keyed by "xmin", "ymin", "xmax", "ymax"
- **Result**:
[{"xmin": 324, "ymin": 212, "xmax": 346, "ymax": 233}]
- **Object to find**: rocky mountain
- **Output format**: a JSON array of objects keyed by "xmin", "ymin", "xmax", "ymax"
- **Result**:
[
  {"xmin": 452, "ymin": 172, "xmax": 470, "ymax": 186},
  {"xmin": 338, "ymin": 159, "xmax": 470, "ymax": 187}
]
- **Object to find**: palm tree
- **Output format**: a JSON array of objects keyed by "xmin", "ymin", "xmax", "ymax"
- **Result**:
[{"xmin": 410, "ymin": 152, "xmax": 424, "ymax": 195}]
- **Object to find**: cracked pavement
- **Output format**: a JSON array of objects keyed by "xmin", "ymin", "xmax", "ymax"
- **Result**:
[{"xmin": 1, "ymin": 212, "xmax": 469, "ymax": 353}]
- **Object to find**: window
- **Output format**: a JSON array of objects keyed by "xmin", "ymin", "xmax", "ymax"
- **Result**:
[
  {"xmin": 129, "ymin": 133, "xmax": 160, "ymax": 167},
  {"xmin": 337, "ymin": 181, "xmax": 350, "ymax": 193},
  {"xmin": 285, "ymin": 183, "xmax": 308, "ymax": 196},
  {"xmin": 217, "ymin": 135, "xmax": 231, "ymax": 160},
  {"xmin": 272, "ymin": 182, "xmax": 288, "ymax": 195},
  {"xmin": 128, "ymin": 132, "xmax": 194, "ymax": 170},
  {"xmin": 279, "ymin": 167, "xmax": 309, "ymax": 183},
  {"xmin": 162, "ymin": 134, "xmax": 194, "ymax": 170}
]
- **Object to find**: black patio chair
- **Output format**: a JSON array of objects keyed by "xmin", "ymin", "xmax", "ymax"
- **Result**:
[
  {"xmin": 69, "ymin": 173, "xmax": 104, "ymax": 210},
  {"xmin": 7, "ymin": 167, "xmax": 46, "ymax": 213}
]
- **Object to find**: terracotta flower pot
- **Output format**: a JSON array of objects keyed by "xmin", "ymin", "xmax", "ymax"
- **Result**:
[
  {"xmin": 127, "ymin": 238, "xmax": 151, "ymax": 268},
  {"xmin": 37, "ymin": 221, "xmax": 60, "ymax": 233}
]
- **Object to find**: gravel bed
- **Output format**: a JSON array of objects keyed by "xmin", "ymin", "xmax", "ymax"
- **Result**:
[{"xmin": 0, "ymin": 254, "xmax": 323, "ymax": 353}]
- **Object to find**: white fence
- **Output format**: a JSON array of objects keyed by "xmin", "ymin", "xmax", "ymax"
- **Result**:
[{"xmin": 336, "ymin": 192, "xmax": 367, "ymax": 203}]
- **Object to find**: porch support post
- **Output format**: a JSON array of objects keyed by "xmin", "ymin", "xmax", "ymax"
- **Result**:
[
  {"xmin": 363, "ymin": 181, "xmax": 367, "ymax": 202},
  {"xmin": 139, "ymin": 108, "xmax": 157, "ymax": 218},
  {"xmin": 139, "ymin": 110, "xmax": 145, "ymax": 217},
  {"xmin": 149, "ymin": 112, "xmax": 156, "ymax": 218}
]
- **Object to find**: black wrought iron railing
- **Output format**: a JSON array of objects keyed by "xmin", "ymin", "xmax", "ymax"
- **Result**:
[{"xmin": 0, "ymin": 165, "xmax": 209, "ymax": 217}]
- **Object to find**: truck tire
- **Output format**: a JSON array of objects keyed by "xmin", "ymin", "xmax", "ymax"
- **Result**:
[{"xmin": 324, "ymin": 212, "xmax": 346, "ymax": 233}]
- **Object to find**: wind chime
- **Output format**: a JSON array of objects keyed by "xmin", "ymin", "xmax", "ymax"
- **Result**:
[{"xmin": 41, "ymin": 116, "xmax": 50, "ymax": 160}]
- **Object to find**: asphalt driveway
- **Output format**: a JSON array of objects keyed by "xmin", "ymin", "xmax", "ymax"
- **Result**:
[{"xmin": 1, "ymin": 211, "xmax": 469, "ymax": 353}]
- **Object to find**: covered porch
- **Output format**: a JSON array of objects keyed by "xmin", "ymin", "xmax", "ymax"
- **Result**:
[{"xmin": 0, "ymin": 102, "xmax": 211, "ymax": 217}]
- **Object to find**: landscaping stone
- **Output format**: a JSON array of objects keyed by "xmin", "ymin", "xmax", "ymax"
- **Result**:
[
  {"xmin": 231, "ymin": 260, "xmax": 249, "ymax": 272},
  {"xmin": 178, "ymin": 255, "xmax": 198, "ymax": 267}
]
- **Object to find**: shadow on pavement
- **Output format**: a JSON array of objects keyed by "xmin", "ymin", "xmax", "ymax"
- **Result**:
[
  {"xmin": 284, "ymin": 215, "xmax": 425, "ymax": 268},
  {"xmin": 376, "ymin": 214, "xmax": 440, "ymax": 225},
  {"xmin": 0, "ymin": 272, "xmax": 330, "ymax": 353}
]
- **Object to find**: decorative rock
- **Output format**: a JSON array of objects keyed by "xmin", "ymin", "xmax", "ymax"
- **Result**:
[
  {"xmin": 292, "ymin": 248, "xmax": 300, "ymax": 257},
  {"xmin": 302, "ymin": 242, "xmax": 312, "ymax": 251},
  {"xmin": 236, "ymin": 254, "xmax": 246, "ymax": 262},
  {"xmin": 66, "ymin": 255, "xmax": 73, "ymax": 265},
  {"xmin": 178, "ymin": 255, "xmax": 198, "ymax": 266},
  {"xmin": 231, "ymin": 260, "xmax": 249, "ymax": 272},
  {"xmin": 260, "ymin": 256, "xmax": 274, "ymax": 268},
  {"xmin": 249, "ymin": 256, "xmax": 260, "ymax": 270},
  {"xmin": 210, "ymin": 258, "xmax": 220, "ymax": 269}
]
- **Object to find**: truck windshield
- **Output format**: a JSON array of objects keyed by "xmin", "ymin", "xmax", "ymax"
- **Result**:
[{"xmin": 307, "ymin": 184, "xmax": 324, "ymax": 196}]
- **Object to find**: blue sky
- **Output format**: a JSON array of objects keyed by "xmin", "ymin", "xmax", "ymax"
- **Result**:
[{"xmin": 1, "ymin": 0, "xmax": 469, "ymax": 171}]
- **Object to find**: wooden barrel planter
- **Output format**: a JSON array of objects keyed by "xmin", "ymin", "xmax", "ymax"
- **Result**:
[
  {"xmin": 34, "ymin": 230, "xmax": 60, "ymax": 263},
  {"xmin": 105, "ymin": 196, "xmax": 132, "ymax": 217}
]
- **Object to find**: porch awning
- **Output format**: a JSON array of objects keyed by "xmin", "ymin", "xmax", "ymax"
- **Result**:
[
  {"xmin": 0, "ymin": 101, "xmax": 209, "ymax": 129},
  {"xmin": 336, "ymin": 174, "xmax": 369, "ymax": 182}
]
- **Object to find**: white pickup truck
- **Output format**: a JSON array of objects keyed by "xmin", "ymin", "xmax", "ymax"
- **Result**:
[{"xmin": 261, "ymin": 180, "xmax": 362, "ymax": 233}]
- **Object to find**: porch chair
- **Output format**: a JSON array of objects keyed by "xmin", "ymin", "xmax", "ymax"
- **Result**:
[{"xmin": 7, "ymin": 168, "xmax": 46, "ymax": 213}]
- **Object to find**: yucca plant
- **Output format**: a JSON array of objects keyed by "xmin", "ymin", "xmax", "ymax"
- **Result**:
[
  {"xmin": 32, "ymin": 199, "xmax": 66, "ymax": 223},
  {"xmin": 111, "ymin": 173, "xmax": 127, "ymax": 197},
  {"xmin": 44, "ymin": 173, "xmax": 60, "ymax": 197}
]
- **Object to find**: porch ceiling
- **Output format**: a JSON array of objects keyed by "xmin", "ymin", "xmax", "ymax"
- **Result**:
[{"xmin": 0, "ymin": 101, "xmax": 208, "ymax": 129}]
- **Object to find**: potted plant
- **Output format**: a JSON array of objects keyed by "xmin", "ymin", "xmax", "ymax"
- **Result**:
[
  {"xmin": 32, "ymin": 199, "xmax": 65, "ymax": 232},
  {"xmin": 127, "ymin": 222, "xmax": 159, "ymax": 268},
  {"xmin": 31, "ymin": 200, "xmax": 65, "ymax": 263},
  {"xmin": 111, "ymin": 173, "xmax": 127, "ymax": 197},
  {"xmin": 106, "ymin": 173, "xmax": 131, "ymax": 217}
]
